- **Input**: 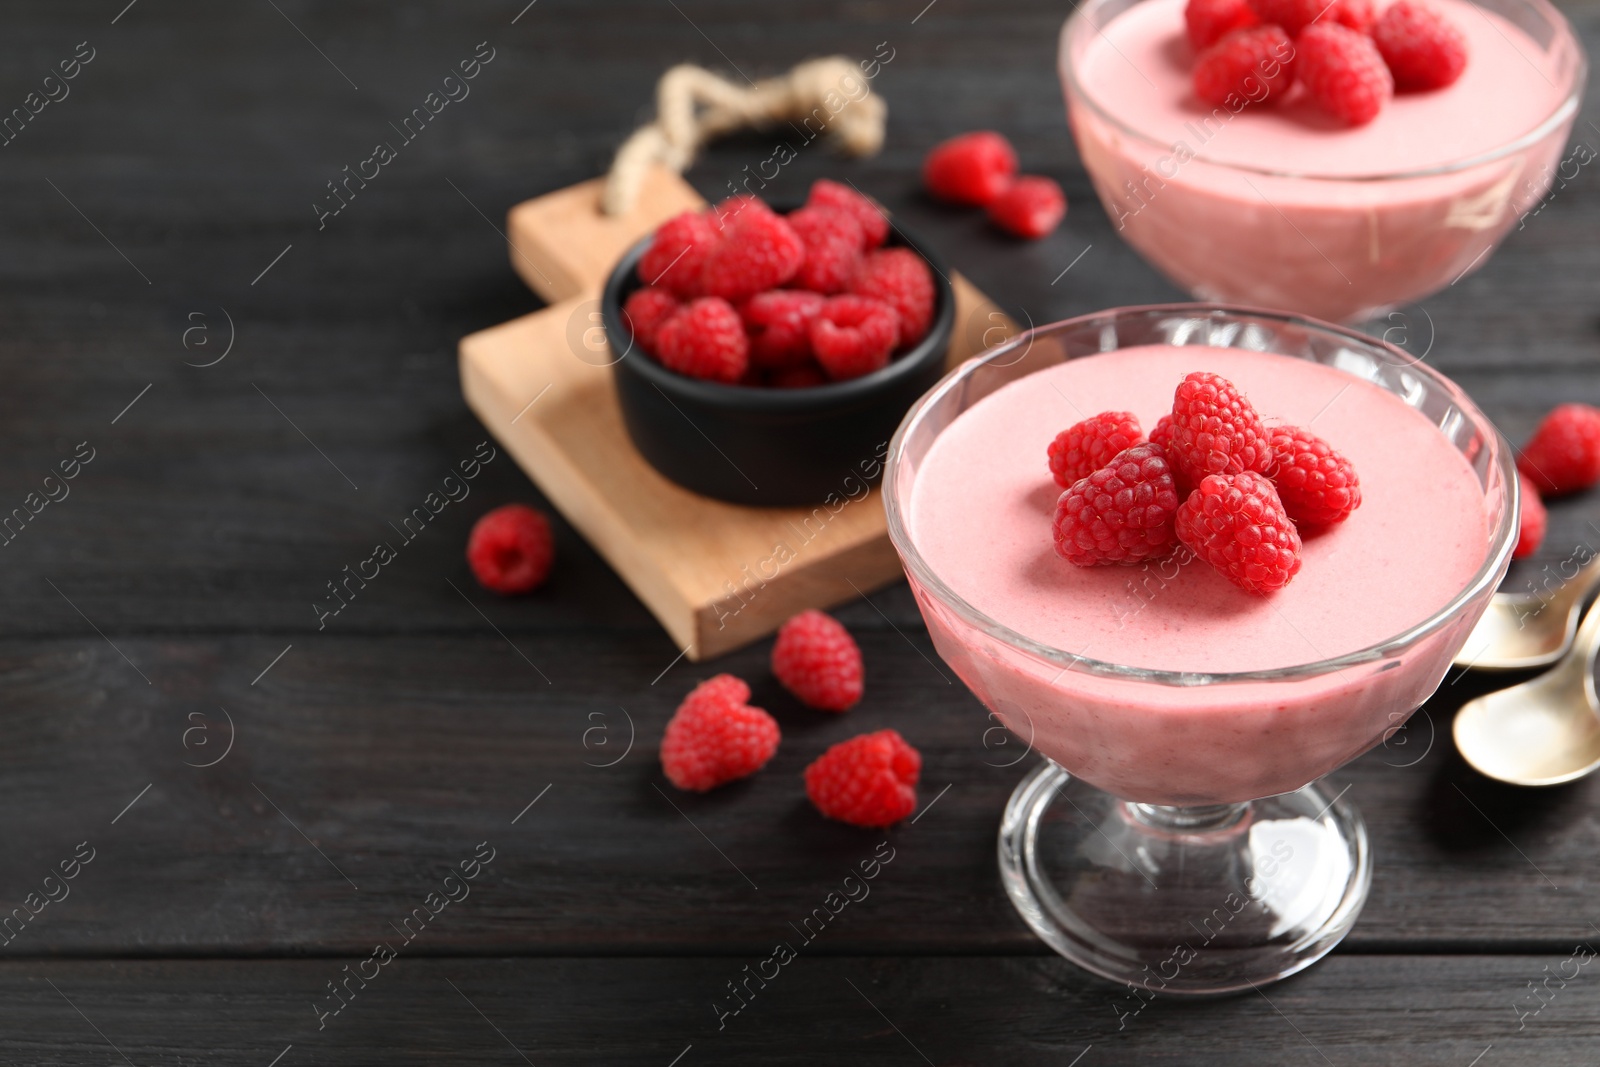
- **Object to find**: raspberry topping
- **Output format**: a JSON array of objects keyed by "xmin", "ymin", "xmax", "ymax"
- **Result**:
[
  {"xmin": 809, "ymin": 295, "xmax": 900, "ymax": 381},
  {"xmin": 849, "ymin": 247, "xmax": 936, "ymax": 348},
  {"xmin": 1175, "ymin": 471, "xmax": 1303, "ymax": 594},
  {"xmin": 1193, "ymin": 26, "xmax": 1297, "ymax": 108},
  {"xmin": 699, "ymin": 208, "xmax": 804, "ymax": 302},
  {"xmin": 804, "ymin": 729, "xmax": 921, "ymax": 828},
  {"xmin": 1149, "ymin": 413, "xmax": 1176, "ymax": 452},
  {"xmin": 1053, "ymin": 443, "xmax": 1183, "ymax": 566},
  {"xmin": 467, "ymin": 505, "xmax": 554, "ymax": 595},
  {"xmin": 639, "ymin": 211, "xmax": 718, "ymax": 297},
  {"xmin": 1168, "ymin": 371, "xmax": 1273, "ymax": 486},
  {"xmin": 987, "ymin": 175, "xmax": 1068, "ymax": 239},
  {"xmin": 1296, "ymin": 23, "xmax": 1394, "ymax": 126},
  {"xmin": 659, "ymin": 675, "xmax": 781, "ymax": 792},
  {"xmin": 771, "ymin": 610, "xmax": 864, "ymax": 712},
  {"xmin": 806, "ymin": 179, "xmax": 889, "ymax": 249},
  {"xmin": 654, "ymin": 297, "xmax": 749, "ymax": 383},
  {"xmin": 740, "ymin": 289, "xmax": 825, "ymax": 369},
  {"xmin": 621, "ymin": 286, "xmax": 680, "ymax": 355},
  {"xmin": 1186, "ymin": 0, "xmax": 1260, "ymax": 51},
  {"xmin": 1245, "ymin": 0, "xmax": 1323, "ymax": 36},
  {"xmin": 1047, "ymin": 411, "xmax": 1145, "ymax": 489},
  {"xmin": 1267, "ymin": 424, "xmax": 1362, "ymax": 527},
  {"xmin": 922, "ymin": 131, "xmax": 1019, "ymax": 207},
  {"xmin": 1518, "ymin": 403, "xmax": 1600, "ymax": 496},
  {"xmin": 1373, "ymin": 0, "xmax": 1469, "ymax": 91},
  {"xmin": 787, "ymin": 205, "xmax": 866, "ymax": 294},
  {"xmin": 1331, "ymin": 0, "xmax": 1377, "ymax": 33},
  {"xmin": 1514, "ymin": 471, "xmax": 1546, "ymax": 559}
]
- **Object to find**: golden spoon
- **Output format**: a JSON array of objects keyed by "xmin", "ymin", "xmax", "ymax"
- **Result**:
[
  {"xmin": 1451, "ymin": 553, "xmax": 1600, "ymax": 671},
  {"xmin": 1454, "ymin": 601, "xmax": 1600, "ymax": 786}
]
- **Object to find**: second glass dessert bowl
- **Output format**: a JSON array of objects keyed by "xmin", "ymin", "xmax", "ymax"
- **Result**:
[
  {"xmin": 883, "ymin": 305, "xmax": 1518, "ymax": 993},
  {"xmin": 1059, "ymin": 0, "xmax": 1585, "ymax": 324}
]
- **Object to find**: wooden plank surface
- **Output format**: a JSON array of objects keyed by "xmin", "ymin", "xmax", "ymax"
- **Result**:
[{"xmin": 1, "ymin": 0, "xmax": 1598, "ymax": 1060}]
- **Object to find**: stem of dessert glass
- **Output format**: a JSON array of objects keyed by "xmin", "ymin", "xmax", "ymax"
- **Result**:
[{"xmin": 1127, "ymin": 802, "xmax": 1249, "ymax": 832}]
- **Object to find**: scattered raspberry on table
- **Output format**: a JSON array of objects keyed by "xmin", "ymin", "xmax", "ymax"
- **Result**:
[
  {"xmin": 1517, "ymin": 403, "xmax": 1600, "ymax": 496},
  {"xmin": 467, "ymin": 504, "xmax": 555, "ymax": 595},
  {"xmin": 1048, "ymin": 411, "xmax": 1146, "ymax": 489},
  {"xmin": 804, "ymin": 729, "xmax": 921, "ymax": 828},
  {"xmin": 922, "ymin": 131, "xmax": 1019, "ymax": 207},
  {"xmin": 772, "ymin": 610, "xmax": 864, "ymax": 712},
  {"xmin": 660, "ymin": 674, "xmax": 781, "ymax": 792},
  {"xmin": 1053, "ymin": 443, "xmax": 1183, "ymax": 566},
  {"xmin": 987, "ymin": 175, "xmax": 1067, "ymax": 240},
  {"xmin": 1175, "ymin": 471, "xmax": 1303, "ymax": 594}
]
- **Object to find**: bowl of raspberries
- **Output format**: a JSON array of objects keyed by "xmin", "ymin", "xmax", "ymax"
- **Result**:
[{"xmin": 602, "ymin": 180, "xmax": 954, "ymax": 507}]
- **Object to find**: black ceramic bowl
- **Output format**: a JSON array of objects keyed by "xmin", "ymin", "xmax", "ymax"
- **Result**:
[{"xmin": 601, "ymin": 215, "xmax": 956, "ymax": 507}]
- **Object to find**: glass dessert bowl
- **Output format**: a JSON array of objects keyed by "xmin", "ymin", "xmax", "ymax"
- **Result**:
[
  {"xmin": 1059, "ymin": 0, "xmax": 1586, "ymax": 324},
  {"xmin": 883, "ymin": 305, "xmax": 1518, "ymax": 993}
]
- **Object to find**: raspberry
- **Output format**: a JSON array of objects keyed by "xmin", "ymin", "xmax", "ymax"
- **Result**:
[
  {"xmin": 1053, "ymin": 443, "xmax": 1182, "ymax": 566},
  {"xmin": 654, "ymin": 297, "xmax": 749, "ymax": 383},
  {"xmin": 699, "ymin": 209, "xmax": 804, "ymax": 302},
  {"xmin": 1331, "ymin": 0, "xmax": 1376, "ymax": 32},
  {"xmin": 1047, "ymin": 411, "xmax": 1145, "ymax": 489},
  {"xmin": 1297, "ymin": 23, "xmax": 1393, "ymax": 126},
  {"xmin": 1373, "ymin": 1, "xmax": 1468, "ymax": 91},
  {"xmin": 1514, "ymin": 471, "xmax": 1546, "ymax": 559},
  {"xmin": 1267, "ymin": 424, "xmax": 1362, "ymax": 527},
  {"xmin": 987, "ymin": 176, "xmax": 1067, "ymax": 239},
  {"xmin": 1193, "ymin": 26, "xmax": 1296, "ymax": 108},
  {"xmin": 659, "ymin": 675, "xmax": 781, "ymax": 792},
  {"xmin": 708, "ymin": 194, "xmax": 772, "ymax": 234},
  {"xmin": 621, "ymin": 286, "xmax": 680, "ymax": 355},
  {"xmin": 922, "ymin": 131, "xmax": 1018, "ymax": 207},
  {"xmin": 1186, "ymin": 0, "xmax": 1260, "ymax": 51},
  {"xmin": 1175, "ymin": 472, "xmax": 1303, "ymax": 594},
  {"xmin": 1518, "ymin": 403, "xmax": 1600, "ymax": 495},
  {"xmin": 466, "ymin": 504, "xmax": 554, "ymax": 594},
  {"xmin": 787, "ymin": 206, "xmax": 865, "ymax": 294},
  {"xmin": 1168, "ymin": 371, "xmax": 1273, "ymax": 486},
  {"xmin": 810, "ymin": 295, "xmax": 899, "ymax": 381},
  {"xmin": 804, "ymin": 729, "xmax": 920, "ymax": 828},
  {"xmin": 639, "ymin": 211, "xmax": 718, "ymax": 297},
  {"xmin": 848, "ymin": 248, "xmax": 936, "ymax": 348},
  {"xmin": 770, "ymin": 363, "xmax": 827, "ymax": 389},
  {"xmin": 741, "ymin": 289, "xmax": 825, "ymax": 369},
  {"xmin": 1149, "ymin": 414, "xmax": 1176, "ymax": 452},
  {"xmin": 772, "ymin": 610, "xmax": 864, "ymax": 711},
  {"xmin": 806, "ymin": 179, "xmax": 889, "ymax": 250}
]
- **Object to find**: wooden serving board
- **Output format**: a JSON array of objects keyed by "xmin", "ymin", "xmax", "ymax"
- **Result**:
[{"xmin": 458, "ymin": 165, "xmax": 1012, "ymax": 660}]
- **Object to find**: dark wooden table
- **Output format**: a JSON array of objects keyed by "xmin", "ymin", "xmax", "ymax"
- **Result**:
[{"xmin": 5, "ymin": 1, "xmax": 1599, "ymax": 1062}]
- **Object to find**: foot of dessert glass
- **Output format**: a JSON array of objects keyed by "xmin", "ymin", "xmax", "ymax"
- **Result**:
[
  {"xmin": 883, "ymin": 306, "xmax": 1519, "ymax": 994},
  {"xmin": 999, "ymin": 762, "xmax": 1370, "ymax": 994}
]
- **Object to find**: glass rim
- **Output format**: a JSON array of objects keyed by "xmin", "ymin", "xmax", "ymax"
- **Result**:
[
  {"xmin": 1058, "ymin": 0, "xmax": 1587, "ymax": 183},
  {"xmin": 882, "ymin": 303, "xmax": 1521, "ymax": 687}
]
